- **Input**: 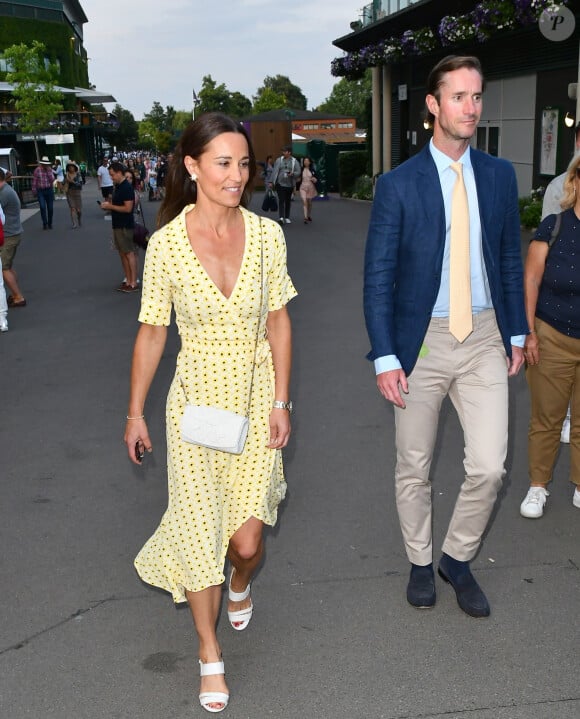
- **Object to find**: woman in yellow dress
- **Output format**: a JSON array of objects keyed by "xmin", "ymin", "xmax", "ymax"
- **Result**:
[{"xmin": 124, "ymin": 112, "xmax": 297, "ymax": 713}]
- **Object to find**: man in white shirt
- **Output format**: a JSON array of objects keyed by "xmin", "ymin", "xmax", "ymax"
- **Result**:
[{"xmin": 97, "ymin": 157, "xmax": 114, "ymax": 199}]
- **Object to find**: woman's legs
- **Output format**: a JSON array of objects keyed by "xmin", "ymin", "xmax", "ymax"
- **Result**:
[
  {"xmin": 186, "ymin": 585, "xmax": 228, "ymax": 711},
  {"xmin": 227, "ymin": 516, "xmax": 264, "ymax": 622}
]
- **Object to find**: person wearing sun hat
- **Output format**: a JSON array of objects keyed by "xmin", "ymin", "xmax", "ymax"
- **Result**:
[{"xmin": 32, "ymin": 156, "xmax": 56, "ymax": 230}]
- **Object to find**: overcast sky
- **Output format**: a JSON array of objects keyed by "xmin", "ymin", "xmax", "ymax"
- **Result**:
[{"xmin": 80, "ymin": 0, "xmax": 356, "ymax": 120}]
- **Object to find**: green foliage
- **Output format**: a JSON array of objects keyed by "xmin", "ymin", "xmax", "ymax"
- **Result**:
[
  {"xmin": 110, "ymin": 104, "xmax": 139, "ymax": 149},
  {"xmin": 351, "ymin": 175, "xmax": 373, "ymax": 201},
  {"xmin": 252, "ymin": 87, "xmax": 286, "ymax": 113},
  {"xmin": 0, "ymin": 18, "xmax": 88, "ymax": 93},
  {"xmin": 197, "ymin": 75, "xmax": 251, "ymax": 118},
  {"xmin": 256, "ymin": 75, "xmax": 307, "ymax": 110},
  {"xmin": 5, "ymin": 41, "xmax": 64, "ymax": 137},
  {"xmin": 173, "ymin": 110, "xmax": 193, "ymax": 132},
  {"xmin": 317, "ymin": 70, "xmax": 371, "ymax": 127},
  {"xmin": 138, "ymin": 120, "xmax": 157, "ymax": 150},
  {"xmin": 143, "ymin": 101, "xmax": 170, "ymax": 132},
  {"xmin": 338, "ymin": 151, "xmax": 369, "ymax": 196},
  {"xmin": 519, "ymin": 196, "xmax": 542, "ymax": 229}
]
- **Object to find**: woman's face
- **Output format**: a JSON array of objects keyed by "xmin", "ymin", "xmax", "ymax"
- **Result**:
[
  {"xmin": 186, "ymin": 132, "xmax": 250, "ymax": 209},
  {"xmin": 303, "ymin": 158, "xmax": 311, "ymax": 168}
]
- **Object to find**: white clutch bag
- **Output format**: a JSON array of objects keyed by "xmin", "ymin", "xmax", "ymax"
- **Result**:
[{"xmin": 181, "ymin": 404, "xmax": 249, "ymax": 455}]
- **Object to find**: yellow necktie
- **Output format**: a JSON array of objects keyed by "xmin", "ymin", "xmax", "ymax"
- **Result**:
[{"xmin": 449, "ymin": 162, "xmax": 472, "ymax": 342}]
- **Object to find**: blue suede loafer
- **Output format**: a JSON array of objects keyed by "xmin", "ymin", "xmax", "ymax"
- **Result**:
[
  {"xmin": 438, "ymin": 553, "xmax": 490, "ymax": 618},
  {"xmin": 406, "ymin": 563, "xmax": 436, "ymax": 608}
]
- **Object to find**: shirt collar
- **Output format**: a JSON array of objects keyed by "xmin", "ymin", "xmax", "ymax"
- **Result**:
[{"xmin": 429, "ymin": 139, "xmax": 472, "ymax": 174}]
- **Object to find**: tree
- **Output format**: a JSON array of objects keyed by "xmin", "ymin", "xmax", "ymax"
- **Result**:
[
  {"xmin": 143, "ymin": 101, "xmax": 169, "ymax": 132},
  {"xmin": 252, "ymin": 87, "xmax": 287, "ymax": 113},
  {"xmin": 229, "ymin": 92, "xmax": 252, "ymax": 118},
  {"xmin": 317, "ymin": 70, "xmax": 372, "ymax": 128},
  {"xmin": 110, "ymin": 104, "xmax": 139, "ymax": 149},
  {"xmin": 255, "ymin": 75, "xmax": 307, "ymax": 110},
  {"xmin": 137, "ymin": 119, "xmax": 157, "ymax": 151},
  {"xmin": 196, "ymin": 75, "xmax": 251, "ymax": 118},
  {"xmin": 5, "ymin": 41, "xmax": 64, "ymax": 160}
]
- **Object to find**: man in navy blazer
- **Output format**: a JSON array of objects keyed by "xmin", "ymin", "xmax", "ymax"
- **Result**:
[{"xmin": 364, "ymin": 55, "xmax": 527, "ymax": 617}]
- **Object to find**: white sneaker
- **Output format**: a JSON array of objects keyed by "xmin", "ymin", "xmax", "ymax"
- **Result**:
[
  {"xmin": 0, "ymin": 316, "xmax": 8, "ymax": 332},
  {"xmin": 520, "ymin": 486, "xmax": 549, "ymax": 518},
  {"xmin": 284, "ymin": 218, "xmax": 291, "ymax": 224},
  {"xmin": 573, "ymin": 488, "xmax": 580, "ymax": 509},
  {"xmin": 560, "ymin": 417, "xmax": 571, "ymax": 444}
]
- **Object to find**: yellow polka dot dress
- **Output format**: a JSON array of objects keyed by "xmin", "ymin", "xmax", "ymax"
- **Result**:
[{"xmin": 134, "ymin": 205, "xmax": 297, "ymax": 602}]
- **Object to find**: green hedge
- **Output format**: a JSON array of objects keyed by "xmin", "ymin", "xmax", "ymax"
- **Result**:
[
  {"xmin": 338, "ymin": 150, "xmax": 368, "ymax": 196},
  {"xmin": 0, "ymin": 18, "xmax": 89, "ymax": 105},
  {"xmin": 519, "ymin": 196, "xmax": 542, "ymax": 229}
]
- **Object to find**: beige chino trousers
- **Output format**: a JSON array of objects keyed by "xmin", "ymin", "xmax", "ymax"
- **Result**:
[{"xmin": 394, "ymin": 309, "xmax": 509, "ymax": 565}]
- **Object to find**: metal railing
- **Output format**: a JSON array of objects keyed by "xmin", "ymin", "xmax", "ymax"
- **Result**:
[
  {"xmin": 360, "ymin": 0, "xmax": 423, "ymax": 27},
  {"xmin": 0, "ymin": 110, "xmax": 120, "ymax": 134}
]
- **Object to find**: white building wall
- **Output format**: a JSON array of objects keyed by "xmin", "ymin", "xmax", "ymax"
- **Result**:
[{"xmin": 478, "ymin": 74, "xmax": 536, "ymax": 196}]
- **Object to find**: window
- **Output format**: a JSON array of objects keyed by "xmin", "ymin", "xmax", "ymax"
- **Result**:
[{"xmin": 477, "ymin": 125, "xmax": 500, "ymax": 157}]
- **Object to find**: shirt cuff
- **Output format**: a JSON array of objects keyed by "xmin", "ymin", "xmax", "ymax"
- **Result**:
[
  {"xmin": 510, "ymin": 335, "xmax": 525, "ymax": 348},
  {"xmin": 374, "ymin": 355, "xmax": 402, "ymax": 374}
]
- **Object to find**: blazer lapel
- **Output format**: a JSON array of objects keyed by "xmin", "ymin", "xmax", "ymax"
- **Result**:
[
  {"xmin": 416, "ymin": 146, "xmax": 445, "ymax": 239},
  {"xmin": 471, "ymin": 151, "xmax": 495, "ymax": 235}
]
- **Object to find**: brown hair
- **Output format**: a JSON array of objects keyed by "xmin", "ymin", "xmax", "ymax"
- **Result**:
[
  {"xmin": 425, "ymin": 55, "xmax": 485, "ymax": 125},
  {"xmin": 158, "ymin": 112, "xmax": 256, "ymax": 227},
  {"xmin": 560, "ymin": 153, "xmax": 580, "ymax": 210}
]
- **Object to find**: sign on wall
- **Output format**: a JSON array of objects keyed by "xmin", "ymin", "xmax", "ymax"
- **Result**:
[{"xmin": 540, "ymin": 108, "xmax": 559, "ymax": 176}]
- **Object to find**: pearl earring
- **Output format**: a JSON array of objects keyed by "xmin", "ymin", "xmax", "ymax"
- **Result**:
[{"xmin": 190, "ymin": 173, "xmax": 197, "ymax": 182}]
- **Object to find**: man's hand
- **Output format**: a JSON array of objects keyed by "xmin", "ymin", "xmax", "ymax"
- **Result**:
[
  {"xmin": 377, "ymin": 369, "xmax": 409, "ymax": 408},
  {"xmin": 508, "ymin": 345, "xmax": 525, "ymax": 377}
]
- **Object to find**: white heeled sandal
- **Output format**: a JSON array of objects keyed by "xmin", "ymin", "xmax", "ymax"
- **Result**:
[
  {"xmin": 227, "ymin": 569, "xmax": 253, "ymax": 631},
  {"xmin": 199, "ymin": 659, "xmax": 229, "ymax": 713}
]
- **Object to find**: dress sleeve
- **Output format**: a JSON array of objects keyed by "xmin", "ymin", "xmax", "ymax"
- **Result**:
[
  {"xmin": 533, "ymin": 213, "xmax": 557, "ymax": 244},
  {"xmin": 138, "ymin": 228, "xmax": 173, "ymax": 325},
  {"xmin": 265, "ymin": 220, "xmax": 297, "ymax": 311}
]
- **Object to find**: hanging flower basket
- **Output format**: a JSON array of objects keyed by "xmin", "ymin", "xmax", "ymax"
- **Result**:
[{"xmin": 331, "ymin": 0, "xmax": 569, "ymax": 81}]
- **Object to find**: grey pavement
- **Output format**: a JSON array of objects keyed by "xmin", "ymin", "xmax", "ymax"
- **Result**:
[{"xmin": 1, "ymin": 181, "xmax": 578, "ymax": 719}]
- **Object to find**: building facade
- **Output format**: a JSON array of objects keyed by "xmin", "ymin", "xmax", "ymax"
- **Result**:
[
  {"xmin": 333, "ymin": 0, "xmax": 580, "ymax": 196},
  {"xmin": 0, "ymin": 0, "xmax": 116, "ymax": 172}
]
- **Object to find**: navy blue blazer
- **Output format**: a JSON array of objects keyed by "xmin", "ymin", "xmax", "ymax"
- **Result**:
[{"xmin": 363, "ymin": 144, "xmax": 527, "ymax": 376}]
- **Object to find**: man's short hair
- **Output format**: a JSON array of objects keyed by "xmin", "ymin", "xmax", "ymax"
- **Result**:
[
  {"xmin": 282, "ymin": 145, "xmax": 292, "ymax": 153},
  {"xmin": 109, "ymin": 161, "xmax": 126, "ymax": 174},
  {"xmin": 0, "ymin": 168, "xmax": 5, "ymax": 181}
]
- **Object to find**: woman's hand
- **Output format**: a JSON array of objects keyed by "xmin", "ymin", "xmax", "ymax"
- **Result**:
[
  {"xmin": 524, "ymin": 332, "xmax": 540, "ymax": 366},
  {"xmin": 124, "ymin": 417, "xmax": 153, "ymax": 465},
  {"xmin": 267, "ymin": 408, "xmax": 291, "ymax": 449}
]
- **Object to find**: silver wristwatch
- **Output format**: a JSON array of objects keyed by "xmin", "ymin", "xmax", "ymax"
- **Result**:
[{"xmin": 273, "ymin": 400, "xmax": 293, "ymax": 413}]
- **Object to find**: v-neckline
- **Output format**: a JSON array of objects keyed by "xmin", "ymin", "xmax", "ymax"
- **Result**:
[{"xmin": 184, "ymin": 206, "xmax": 249, "ymax": 301}]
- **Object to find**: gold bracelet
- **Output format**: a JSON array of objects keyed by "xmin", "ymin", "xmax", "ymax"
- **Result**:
[{"xmin": 126, "ymin": 414, "xmax": 144, "ymax": 420}]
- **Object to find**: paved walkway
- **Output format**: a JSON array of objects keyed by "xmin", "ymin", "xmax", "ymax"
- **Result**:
[{"xmin": 1, "ymin": 180, "xmax": 578, "ymax": 718}]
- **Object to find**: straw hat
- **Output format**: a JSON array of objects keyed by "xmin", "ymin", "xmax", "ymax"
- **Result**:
[{"xmin": 39, "ymin": 156, "xmax": 52, "ymax": 165}]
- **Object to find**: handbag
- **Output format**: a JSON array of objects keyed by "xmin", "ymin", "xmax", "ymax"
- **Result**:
[
  {"xmin": 133, "ymin": 195, "xmax": 150, "ymax": 249},
  {"xmin": 180, "ymin": 223, "xmax": 264, "ymax": 454},
  {"xmin": 261, "ymin": 188, "xmax": 278, "ymax": 213}
]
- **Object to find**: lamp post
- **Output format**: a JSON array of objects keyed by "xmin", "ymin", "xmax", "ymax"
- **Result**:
[{"xmin": 284, "ymin": 109, "xmax": 295, "ymax": 148}]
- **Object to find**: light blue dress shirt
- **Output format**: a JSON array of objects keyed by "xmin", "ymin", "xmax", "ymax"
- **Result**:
[{"xmin": 374, "ymin": 141, "xmax": 524, "ymax": 375}]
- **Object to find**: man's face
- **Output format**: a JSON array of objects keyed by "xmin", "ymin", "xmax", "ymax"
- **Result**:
[
  {"xmin": 427, "ymin": 67, "xmax": 483, "ymax": 143},
  {"xmin": 109, "ymin": 168, "xmax": 125, "ymax": 184}
]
